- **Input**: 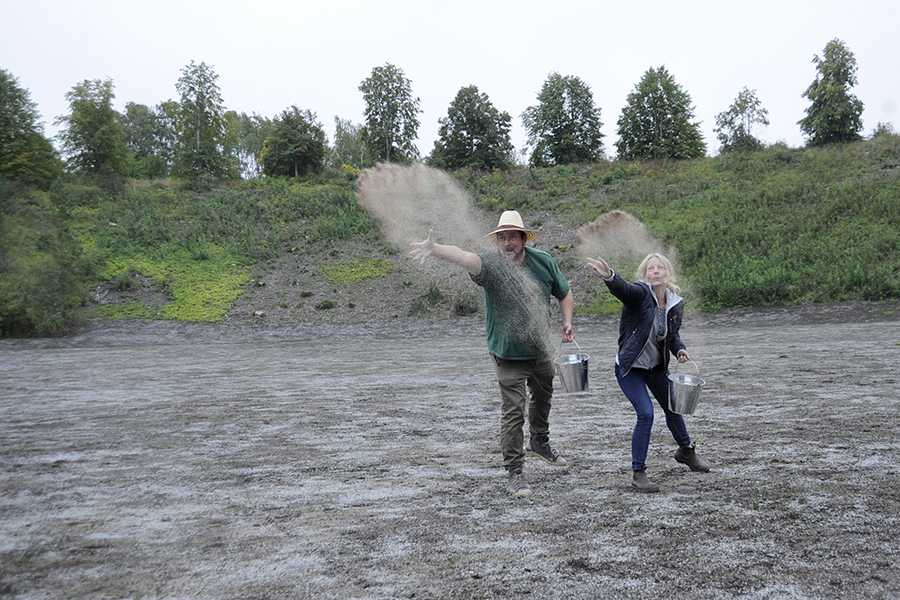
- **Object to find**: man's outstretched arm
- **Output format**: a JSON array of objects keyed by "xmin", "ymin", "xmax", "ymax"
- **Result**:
[{"xmin": 410, "ymin": 229, "xmax": 482, "ymax": 275}]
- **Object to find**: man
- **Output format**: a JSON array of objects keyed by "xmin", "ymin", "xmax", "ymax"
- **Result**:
[{"xmin": 410, "ymin": 210, "xmax": 575, "ymax": 496}]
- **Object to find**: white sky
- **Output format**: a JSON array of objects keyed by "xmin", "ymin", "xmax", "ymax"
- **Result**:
[{"xmin": 3, "ymin": 0, "xmax": 898, "ymax": 159}]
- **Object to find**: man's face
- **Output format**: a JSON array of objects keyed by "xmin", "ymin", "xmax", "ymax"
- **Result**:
[{"xmin": 496, "ymin": 230, "xmax": 526, "ymax": 263}]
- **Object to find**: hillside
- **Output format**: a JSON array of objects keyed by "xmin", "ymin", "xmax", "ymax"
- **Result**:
[
  {"xmin": 216, "ymin": 136, "xmax": 900, "ymax": 327},
  {"xmin": 3, "ymin": 135, "xmax": 899, "ymax": 337}
]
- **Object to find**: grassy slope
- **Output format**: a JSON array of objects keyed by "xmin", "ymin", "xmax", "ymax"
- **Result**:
[
  {"xmin": 3, "ymin": 136, "xmax": 899, "ymax": 336},
  {"xmin": 70, "ymin": 134, "xmax": 900, "ymax": 323},
  {"xmin": 455, "ymin": 135, "xmax": 900, "ymax": 313}
]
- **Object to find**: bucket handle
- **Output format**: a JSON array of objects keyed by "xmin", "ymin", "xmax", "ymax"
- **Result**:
[
  {"xmin": 672, "ymin": 358, "xmax": 699, "ymax": 377},
  {"xmin": 558, "ymin": 339, "xmax": 582, "ymax": 357}
]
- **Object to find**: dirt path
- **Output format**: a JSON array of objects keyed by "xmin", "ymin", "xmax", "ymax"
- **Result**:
[{"xmin": 2, "ymin": 303, "xmax": 899, "ymax": 599}]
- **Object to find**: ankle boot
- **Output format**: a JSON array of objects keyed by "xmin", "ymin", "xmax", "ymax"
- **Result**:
[
  {"xmin": 632, "ymin": 467, "xmax": 660, "ymax": 493},
  {"xmin": 674, "ymin": 442, "xmax": 710, "ymax": 472}
]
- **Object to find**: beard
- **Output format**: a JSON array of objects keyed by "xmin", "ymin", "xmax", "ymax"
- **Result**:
[{"xmin": 499, "ymin": 244, "xmax": 525, "ymax": 263}]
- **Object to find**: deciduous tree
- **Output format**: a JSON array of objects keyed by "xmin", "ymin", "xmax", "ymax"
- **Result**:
[
  {"xmin": 232, "ymin": 111, "xmax": 273, "ymax": 179},
  {"xmin": 120, "ymin": 101, "xmax": 175, "ymax": 178},
  {"xmin": 359, "ymin": 63, "xmax": 421, "ymax": 163},
  {"xmin": 259, "ymin": 106, "xmax": 326, "ymax": 178},
  {"xmin": 173, "ymin": 61, "xmax": 238, "ymax": 179},
  {"xmin": 54, "ymin": 78, "xmax": 129, "ymax": 177},
  {"xmin": 615, "ymin": 66, "xmax": 706, "ymax": 160},
  {"xmin": 429, "ymin": 85, "xmax": 514, "ymax": 170},
  {"xmin": 329, "ymin": 117, "xmax": 372, "ymax": 170},
  {"xmin": 714, "ymin": 87, "xmax": 769, "ymax": 153},
  {"xmin": 799, "ymin": 38, "xmax": 864, "ymax": 146},
  {"xmin": 0, "ymin": 69, "xmax": 61, "ymax": 189},
  {"xmin": 522, "ymin": 73, "xmax": 604, "ymax": 166}
]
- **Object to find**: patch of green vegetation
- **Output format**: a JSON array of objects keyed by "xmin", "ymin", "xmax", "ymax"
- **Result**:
[
  {"xmin": 88, "ymin": 303, "xmax": 158, "ymax": 320},
  {"xmin": 408, "ymin": 282, "xmax": 447, "ymax": 317},
  {"xmin": 425, "ymin": 282, "xmax": 443, "ymax": 304},
  {"xmin": 452, "ymin": 292, "xmax": 480, "ymax": 316},
  {"xmin": 115, "ymin": 269, "xmax": 138, "ymax": 291},
  {"xmin": 577, "ymin": 296, "xmax": 623, "ymax": 317},
  {"xmin": 100, "ymin": 245, "xmax": 248, "ymax": 322},
  {"xmin": 321, "ymin": 258, "xmax": 393, "ymax": 285}
]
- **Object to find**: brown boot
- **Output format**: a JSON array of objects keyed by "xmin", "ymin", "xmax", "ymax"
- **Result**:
[
  {"xmin": 674, "ymin": 443, "xmax": 710, "ymax": 472},
  {"xmin": 631, "ymin": 467, "xmax": 660, "ymax": 493}
]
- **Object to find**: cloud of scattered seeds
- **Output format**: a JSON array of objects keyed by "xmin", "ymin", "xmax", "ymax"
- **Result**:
[
  {"xmin": 356, "ymin": 162, "xmax": 560, "ymax": 356},
  {"xmin": 356, "ymin": 162, "xmax": 493, "ymax": 255},
  {"xmin": 576, "ymin": 210, "xmax": 677, "ymax": 280}
]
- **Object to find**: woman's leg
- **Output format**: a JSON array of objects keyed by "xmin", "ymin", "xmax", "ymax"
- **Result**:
[
  {"xmin": 616, "ymin": 364, "xmax": 655, "ymax": 471},
  {"xmin": 646, "ymin": 366, "xmax": 691, "ymax": 448}
]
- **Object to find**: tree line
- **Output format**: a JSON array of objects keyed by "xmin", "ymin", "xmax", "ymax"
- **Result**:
[{"xmin": 1, "ymin": 38, "xmax": 889, "ymax": 190}]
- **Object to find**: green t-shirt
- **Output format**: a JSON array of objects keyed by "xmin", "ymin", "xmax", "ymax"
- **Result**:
[{"xmin": 470, "ymin": 247, "xmax": 570, "ymax": 360}]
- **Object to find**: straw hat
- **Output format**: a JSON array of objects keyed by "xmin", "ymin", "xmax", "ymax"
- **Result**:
[{"xmin": 486, "ymin": 210, "xmax": 539, "ymax": 243}]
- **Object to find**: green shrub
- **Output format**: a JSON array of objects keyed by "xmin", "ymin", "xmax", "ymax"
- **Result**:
[
  {"xmin": 0, "ymin": 181, "xmax": 96, "ymax": 336},
  {"xmin": 452, "ymin": 292, "xmax": 480, "ymax": 316},
  {"xmin": 425, "ymin": 282, "xmax": 443, "ymax": 304}
]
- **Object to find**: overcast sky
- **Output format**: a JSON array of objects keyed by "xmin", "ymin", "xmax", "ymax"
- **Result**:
[{"xmin": 3, "ymin": 0, "xmax": 898, "ymax": 159}]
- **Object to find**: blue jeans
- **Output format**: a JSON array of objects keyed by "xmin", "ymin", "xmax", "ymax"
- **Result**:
[{"xmin": 615, "ymin": 363, "xmax": 691, "ymax": 471}]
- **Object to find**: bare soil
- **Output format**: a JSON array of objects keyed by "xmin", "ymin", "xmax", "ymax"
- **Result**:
[{"xmin": 2, "ymin": 301, "xmax": 900, "ymax": 599}]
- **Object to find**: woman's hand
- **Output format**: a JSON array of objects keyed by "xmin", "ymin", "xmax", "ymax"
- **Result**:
[
  {"xmin": 409, "ymin": 229, "xmax": 435, "ymax": 265},
  {"xmin": 677, "ymin": 349, "xmax": 691, "ymax": 363},
  {"xmin": 586, "ymin": 256, "xmax": 612, "ymax": 279}
]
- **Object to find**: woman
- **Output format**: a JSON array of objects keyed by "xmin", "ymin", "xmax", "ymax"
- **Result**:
[{"xmin": 587, "ymin": 253, "xmax": 709, "ymax": 493}]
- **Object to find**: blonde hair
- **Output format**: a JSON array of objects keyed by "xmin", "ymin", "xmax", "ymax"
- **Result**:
[{"xmin": 637, "ymin": 253, "xmax": 681, "ymax": 295}]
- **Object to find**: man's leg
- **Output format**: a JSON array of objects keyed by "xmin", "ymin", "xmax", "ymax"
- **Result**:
[
  {"xmin": 526, "ymin": 356, "xmax": 555, "ymax": 438},
  {"xmin": 526, "ymin": 356, "xmax": 567, "ymax": 466},
  {"xmin": 493, "ymin": 355, "xmax": 529, "ymax": 472}
]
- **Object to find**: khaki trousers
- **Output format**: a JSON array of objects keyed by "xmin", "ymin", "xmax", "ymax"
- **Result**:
[{"xmin": 491, "ymin": 354, "xmax": 555, "ymax": 472}]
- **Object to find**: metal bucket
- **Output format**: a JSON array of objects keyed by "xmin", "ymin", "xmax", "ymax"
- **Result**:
[
  {"xmin": 554, "ymin": 340, "xmax": 589, "ymax": 393},
  {"xmin": 668, "ymin": 359, "xmax": 705, "ymax": 414}
]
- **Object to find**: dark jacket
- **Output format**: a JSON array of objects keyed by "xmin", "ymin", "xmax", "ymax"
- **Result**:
[{"xmin": 603, "ymin": 270, "xmax": 686, "ymax": 376}]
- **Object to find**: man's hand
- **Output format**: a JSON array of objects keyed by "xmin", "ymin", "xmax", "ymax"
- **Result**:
[{"xmin": 409, "ymin": 229, "xmax": 435, "ymax": 265}]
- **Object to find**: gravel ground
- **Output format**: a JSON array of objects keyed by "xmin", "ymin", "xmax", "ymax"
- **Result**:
[{"xmin": 2, "ymin": 301, "xmax": 900, "ymax": 599}]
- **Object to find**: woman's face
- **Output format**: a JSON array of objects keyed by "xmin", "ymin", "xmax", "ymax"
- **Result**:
[{"xmin": 643, "ymin": 256, "xmax": 668, "ymax": 287}]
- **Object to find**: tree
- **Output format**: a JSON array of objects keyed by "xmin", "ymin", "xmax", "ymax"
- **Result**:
[
  {"xmin": 798, "ymin": 38, "xmax": 864, "ymax": 146},
  {"xmin": 359, "ymin": 63, "xmax": 421, "ymax": 163},
  {"xmin": 522, "ymin": 73, "xmax": 604, "ymax": 166},
  {"xmin": 0, "ymin": 69, "xmax": 61, "ymax": 189},
  {"xmin": 429, "ymin": 85, "xmax": 514, "ymax": 170},
  {"xmin": 120, "ymin": 101, "xmax": 176, "ymax": 178},
  {"xmin": 869, "ymin": 121, "xmax": 895, "ymax": 139},
  {"xmin": 615, "ymin": 66, "xmax": 706, "ymax": 160},
  {"xmin": 714, "ymin": 87, "xmax": 770, "ymax": 153},
  {"xmin": 174, "ymin": 60, "xmax": 238, "ymax": 179},
  {"xmin": 54, "ymin": 78, "xmax": 129, "ymax": 177},
  {"xmin": 329, "ymin": 117, "xmax": 372, "ymax": 170},
  {"xmin": 155, "ymin": 100, "xmax": 179, "ymax": 168},
  {"xmin": 232, "ymin": 111, "xmax": 273, "ymax": 179},
  {"xmin": 259, "ymin": 106, "xmax": 326, "ymax": 178}
]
